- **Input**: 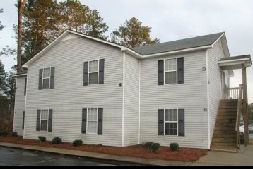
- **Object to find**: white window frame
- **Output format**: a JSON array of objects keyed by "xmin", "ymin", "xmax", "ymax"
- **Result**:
[
  {"xmin": 164, "ymin": 58, "xmax": 177, "ymax": 84},
  {"xmin": 86, "ymin": 108, "xmax": 98, "ymax": 134},
  {"xmin": 164, "ymin": 108, "xmax": 178, "ymax": 136},
  {"xmin": 40, "ymin": 109, "xmax": 49, "ymax": 131},
  {"xmin": 88, "ymin": 60, "xmax": 99, "ymax": 85},
  {"xmin": 42, "ymin": 67, "xmax": 51, "ymax": 89}
]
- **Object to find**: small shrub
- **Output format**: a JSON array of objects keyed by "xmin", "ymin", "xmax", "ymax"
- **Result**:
[
  {"xmin": 12, "ymin": 132, "xmax": 18, "ymax": 137},
  {"xmin": 72, "ymin": 139, "xmax": 83, "ymax": 147},
  {"xmin": 0, "ymin": 131, "xmax": 9, "ymax": 137},
  {"xmin": 52, "ymin": 137, "xmax": 62, "ymax": 144},
  {"xmin": 143, "ymin": 142, "xmax": 154, "ymax": 149},
  {"xmin": 38, "ymin": 136, "xmax": 46, "ymax": 142},
  {"xmin": 149, "ymin": 143, "xmax": 160, "ymax": 153},
  {"xmin": 170, "ymin": 142, "xmax": 179, "ymax": 151}
]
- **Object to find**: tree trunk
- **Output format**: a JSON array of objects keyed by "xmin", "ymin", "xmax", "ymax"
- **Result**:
[
  {"xmin": 17, "ymin": 0, "xmax": 27, "ymax": 74},
  {"xmin": 17, "ymin": 0, "xmax": 22, "ymax": 74}
]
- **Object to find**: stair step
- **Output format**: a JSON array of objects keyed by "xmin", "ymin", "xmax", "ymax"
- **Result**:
[
  {"xmin": 220, "ymin": 99, "xmax": 238, "ymax": 103},
  {"xmin": 210, "ymin": 146, "xmax": 238, "ymax": 153},
  {"xmin": 216, "ymin": 115, "xmax": 237, "ymax": 119},
  {"xmin": 211, "ymin": 142, "xmax": 237, "ymax": 147},
  {"xmin": 212, "ymin": 138, "xmax": 237, "ymax": 143},
  {"xmin": 213, "ymin": 131, "xmax": 237, "ymax": 136},
  {"xmin": 210, "ymin": 99, "xmax": 239, "ymax": 153}
]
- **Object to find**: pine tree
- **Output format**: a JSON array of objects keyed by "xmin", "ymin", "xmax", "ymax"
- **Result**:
[{"xmin": 111, "ymin": 17, "xmax": 159, "ymax": 48}]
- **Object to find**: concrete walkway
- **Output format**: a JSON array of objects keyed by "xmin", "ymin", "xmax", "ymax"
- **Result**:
[
  {"xmin": 191, "ymin": 144, "xmax": 253, "ymax": 166},
  {"xmin": 0, "ymin": 142, "xmax": 190, "ymax": 166},
  {"xmin": 1, "ymin": 142, "xmax": 253, "ymax": 166}
]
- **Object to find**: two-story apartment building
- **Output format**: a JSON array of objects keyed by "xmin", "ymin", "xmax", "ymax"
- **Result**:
[{"xmin": 13, "ymin": 30, "xmax": 251, "ymax": 150}]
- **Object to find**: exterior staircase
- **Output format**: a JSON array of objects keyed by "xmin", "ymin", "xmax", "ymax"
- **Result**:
[{"xmin": 211, "ymin": 99, "xmax": 238, "ymax": 152}]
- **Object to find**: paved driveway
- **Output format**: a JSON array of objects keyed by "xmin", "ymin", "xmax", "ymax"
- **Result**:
[{"xmin": 0, "ymin": 147, "xmax": 133, "ymax": 166}]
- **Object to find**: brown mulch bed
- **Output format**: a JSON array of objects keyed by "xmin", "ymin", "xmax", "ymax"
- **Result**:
[{"xmin": 0, "ymin": 136, "xmax": 208, "ymax": 162}]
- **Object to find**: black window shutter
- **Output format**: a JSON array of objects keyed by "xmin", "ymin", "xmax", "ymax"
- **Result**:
[
  {"xmin": 158, "ymin": 109, "xmax": 164, "ymax": 135},
  {"xmin": 24, "ymin": 78, "xmax": 27, "ymax": 95},
  {"xmin": 98, "ymin": 108, "xmax": 103, "ymax": 135},
  {"xmin": 22, "ymin": 111, "xmax": 25, "ymax": 129},
  {"xmin": 83, "ymin": 62, "xmax": 88, "ymax": 86},
  {"xmin": 36, "ymin": 109, "xmax": 41, "ymax": 131},
  {"xmin": 178, "ymin": 109, "xmax": 185, "ymax": 136},
  {"xmin": 38, "ymin": 69, "xmax": 43, "ymax": 90},
  {"xmin": 158, "ymin": 60, "xmax": 164, "ymax": 85},
  {"xmin": 99, "ymin": 59, "xmax": 105, "ymax": 84},
  {"xmin": 48, "ymin": 109, "xmax": 53, "ymax": 132},
  {"xmin": 177, "ymin": 58, "xmax": 184, "ymax": 84},
  {"xmin": 50, "ymin": 67, "xmax": 55, "ymax": 89},
  {"xmin": 81, "ymin": 108, "xmax": 87, "ymax": 133}
]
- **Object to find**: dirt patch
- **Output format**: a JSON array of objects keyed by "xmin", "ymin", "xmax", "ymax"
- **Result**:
[{"xmin": 0, "ymin": 136, "xmax": 208, "ymax": 162}]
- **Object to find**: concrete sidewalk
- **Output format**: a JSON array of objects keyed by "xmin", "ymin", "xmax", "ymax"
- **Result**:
[
  {"xmin": 0, "ymin": 142, "xmax": 190, "ymax": 166},
  {"xmin": 191, "ymin": 144, "xmax": 253, "ymax": 166}
]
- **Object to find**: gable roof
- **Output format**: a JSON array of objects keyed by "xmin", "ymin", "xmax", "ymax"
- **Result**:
[
  {"xmin": 133, "ymin": 32, "xmax": 224, "ymax": 55},
  {"xmin": 23, "ymin": 31, "xmax": 225, "ymax": 67},
  {"xmin": 23, "ymin": 30, "xmax": 142, "ymax": 67}
]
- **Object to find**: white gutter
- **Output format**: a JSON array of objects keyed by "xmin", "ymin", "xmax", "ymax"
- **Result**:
[
  {"xmin": 122, "ymin": 52, "xmax": 126, "ymax": 147},
  {"xmin": 141, "ymin": 45, "xmax": 212, "ymax": 59}
]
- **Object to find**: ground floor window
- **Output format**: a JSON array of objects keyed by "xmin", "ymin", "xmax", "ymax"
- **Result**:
[
  {"xmin": 87, "ymin": 108, "xmax": 98, "ymax": 134},
  {"xmin": 40, "ymin": 109, "xmax": 49, "ymax": 131},
  {"xmin": 165, "ymin": 109, "xmax": 178, "ymax": 135}
]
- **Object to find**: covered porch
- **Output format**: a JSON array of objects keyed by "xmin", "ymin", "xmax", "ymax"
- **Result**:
[{"xmin": 218, "ymin": 55, "xmax": 252, "ymax": 148}]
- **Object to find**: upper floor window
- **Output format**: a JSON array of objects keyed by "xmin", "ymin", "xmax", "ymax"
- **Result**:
[
  {"xmin": 165, "ymin": 58, "xmax": 177, "ymax": 84},
  {"xmin": 43, "ymin": 67, "xmax": 51, "ymax": 89},
  {"xmin": 89, "ymin": 60, "xmax": 99, "ymax": 84},
  {"xmin": 38, "ymin": 67, "xmax": 55, "ymax": 90},
  {"xmin": 83, "ymin": 59, "xmax": 105, "ymax": 86},
  {"xmin": 158, "ymin": 57, "xmax": 184, "ymax": 85}
]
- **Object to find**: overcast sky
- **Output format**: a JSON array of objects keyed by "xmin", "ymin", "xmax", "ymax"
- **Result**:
[{"xmin": 0, "ymin": 0, "xmax": 252, "ymax": 103}]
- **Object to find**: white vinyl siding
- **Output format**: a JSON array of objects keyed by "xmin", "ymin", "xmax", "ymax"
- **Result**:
[
  {"xmin": 140, "ymin": 50, "xmax": 209, "ymax": 149},
  {"xmin": 123, "ymin": 53, "xmax": 139, "ymax": 146},
  {"xmin": 24, "ymin": 34, "xmax": 123, "ymax": 147},
  {"xmin": 13, "ymin": 76, "xmax": 27, "ymax": 136},
  {"xmin": 207, "ymin": 39, "xmax": 224, "ymax": 148}
]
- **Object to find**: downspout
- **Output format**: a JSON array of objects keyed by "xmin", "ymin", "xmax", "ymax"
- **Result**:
[
  {"xmin": 122, "ymin": 52, "xmax": 125, "ymax": 147},
  {"xmin": 206, "ymin": 50, "xmax": 211, "ymax": 149}
]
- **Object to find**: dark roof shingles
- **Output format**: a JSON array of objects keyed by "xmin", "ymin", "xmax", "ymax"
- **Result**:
[{"xmin": 133, "ymin": 32, "xmax": 224, "ymax": 55}]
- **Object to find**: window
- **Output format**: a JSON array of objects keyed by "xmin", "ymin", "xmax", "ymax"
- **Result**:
[
  {"xmin": 40, "ymin": 109, "xmax": 48, "ymax": 131},
  {"xmin": 24, "ymin": 78, "xmax": 27, "ymax": 96},
  {"xmin": 87, "ymin": 108, "xmax": 98, "ymax": 134},
  {"xmin": 165, "ymin": 58, "xmax": 177, "ymax": 84},
  {"xmin": 165, "ymin": 109, "xmax": 178, "ymax": 135},
  {"xmin": 42, "ymin": 67, "xmax": 50, "ymax": 89},
  {"xmin": 89, "ymin": 60, "xmax": 98, "ymax": 84}
]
